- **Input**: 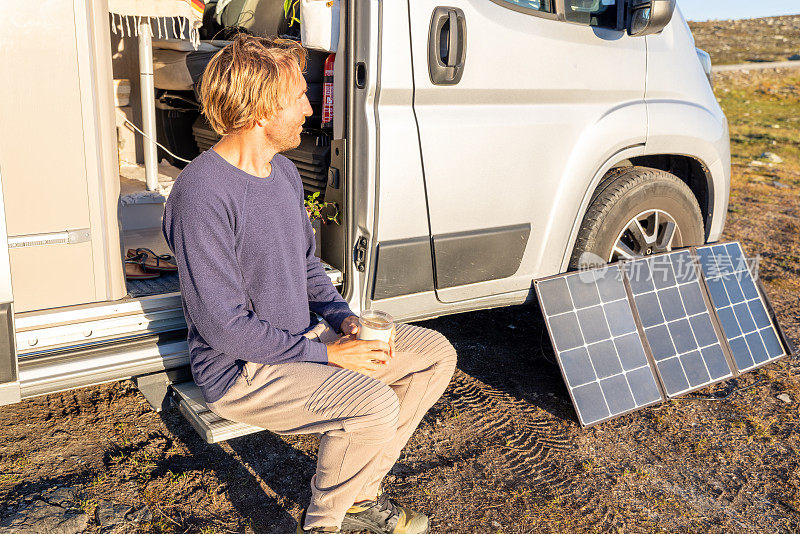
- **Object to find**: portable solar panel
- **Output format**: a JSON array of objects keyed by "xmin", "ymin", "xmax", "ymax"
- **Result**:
[
  {"xmin": 536, "ymin": 241, "xmax": 790, "ymax": 427},
  {"xmin": 696, "ymin": 242, "xmax": 787, "ymax": 371},
  {"xmin": 535, "ymin": 265, "xmax": 663, "ymax": 426},
  {"xmin": 622, "ymin": 251, "xmax": 734, "ymax": 397}
]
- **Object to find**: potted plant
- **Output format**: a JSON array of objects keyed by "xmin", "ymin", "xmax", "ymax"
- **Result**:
[{"xmin": 305, "ymin": 192, "xmax": 339, "ymax": 256}]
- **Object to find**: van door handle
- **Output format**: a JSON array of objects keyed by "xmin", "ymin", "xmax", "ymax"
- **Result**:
[
  {"xmin": 428, "ymin": 7, "xmax": 466, "ymax": 85},
  {"xmin": 446, "ymin": 10, "xmax": 458, "ymax": 67}
]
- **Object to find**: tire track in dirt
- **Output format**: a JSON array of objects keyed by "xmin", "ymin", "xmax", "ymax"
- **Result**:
[{"xmin": 442, "ymin": 369, "xmax": 575, "ymax": 495}]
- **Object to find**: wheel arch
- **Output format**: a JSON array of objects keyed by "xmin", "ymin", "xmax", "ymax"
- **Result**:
[
  {"xmin": 558, "ymin": 151, "xmax": 720, "ymax": 273},
  {"xmin": 628, "ymin": 154, "xmax": 713, "ymax": 237}
]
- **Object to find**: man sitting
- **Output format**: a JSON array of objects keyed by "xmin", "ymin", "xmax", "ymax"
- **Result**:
[{"xmin": 163, "ymin": 34, "xmax": 457, "ymax": 533}]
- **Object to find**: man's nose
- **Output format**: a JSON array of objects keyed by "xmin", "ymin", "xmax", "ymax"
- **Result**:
[{"xmin": 303, "ymin": 96, "xmax": 313, "ymax": 117}]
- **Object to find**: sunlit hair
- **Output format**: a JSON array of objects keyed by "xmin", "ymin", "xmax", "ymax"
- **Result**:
[{"xmin": 199, "ymin": 34, "xmax": 307, "ymax": 135}]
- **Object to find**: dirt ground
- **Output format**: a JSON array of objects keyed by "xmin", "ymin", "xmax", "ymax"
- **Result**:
[{"xmin": 2, "ymin": 59, "xmax": 800, "ymax": 534}]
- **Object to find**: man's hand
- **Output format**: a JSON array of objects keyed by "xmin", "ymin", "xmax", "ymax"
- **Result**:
[
  {"xmin": 326, "ymin": 334, "xmax": 390, "ymax": 374},
  {"xmin": 340, "ymin": 315, "xmax": 396, "ymax": 358}
]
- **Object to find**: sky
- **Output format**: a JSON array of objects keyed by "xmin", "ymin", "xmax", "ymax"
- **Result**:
[{"xmin": 678, "ymin": 0, "xmax": 799, "ymax": 21}]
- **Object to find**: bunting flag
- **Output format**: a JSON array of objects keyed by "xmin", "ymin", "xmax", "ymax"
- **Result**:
[{"xmin": 108, "ymin": 0, "xmax": 205, "ymax": 48}]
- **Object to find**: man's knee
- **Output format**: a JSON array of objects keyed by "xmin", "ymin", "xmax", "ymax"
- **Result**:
[
  {"xmin": 345, "ymin": 384, "xmax": 400, "ymax": 438},
  {"xmin": 417, "ymin": 328, "xmax": 458, "ymax": 373}
]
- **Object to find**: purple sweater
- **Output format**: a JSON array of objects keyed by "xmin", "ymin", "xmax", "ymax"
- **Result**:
[{"xmin": 163, "ymin": 149, "xmax": 354, "ymax": 403}]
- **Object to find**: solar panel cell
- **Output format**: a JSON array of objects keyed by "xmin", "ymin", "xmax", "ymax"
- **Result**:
[
  {"xmin": 706, "ymin": 277, "xmax": 729, "ymax": 307},
  {"xmin": 658, "ymin": 287, "xmax": 685, "ymax": 321},
  {"xmin": 595, "ymin": 269, "xmax": 627, "ymax": 301},
  {"xmin": 614, "ymin": 333, "xmax": 648, "ymax": 370},
  {"xmin": 549, "ymin": 312, "xmax": 583, "ymax": 352},
  {"xmin": 681, "ymin": 350, "xmax": 711, "ymax": 387},
  {"xmin": 739, "ymin": 274, "xmax": 759, "ymax": 300},
  {"xmin": 701, "ymin": 345, "xmax": 731, "ymax": 380},
  {"xmin": 588, "ymin": 340, "xmax": 623, "ymax": 379},
  {"xmin": 577, "ymin": 306, "xmax": 611, "ymax": 343},
  {"xmin": 604, "ymin": 299, "xmax": 638, "ymax": 336},
  {"xmin": 646, "ymin": 324, "xmax": 677, "ymax": 361},
  {"xmin": 688, "ymin": 313, "xmax": 718, "ymax": 348},
  {"xmin": 729, "ymin": 337, "xmax": 754, "ymax": 369},
  {"xmin": 599, "ymin": 374, "xmax": 636, "ymax": 413},
  {"xmin": 626, "ymin": 261, "xmax": 655, "ymax": 294},
  {"xmin": 670, "ymin": 250, "xmax": 698, "ymax": 284},
  {"xmin": 560, "ymin": 347, "xmax": 596, "ymax": 387},
  {"xmin": 667, "ymin": 318, "xmax": 697, "ymax": 354},
  {"xmin": 678, "ymin": 283, "xmax": 706, "ymax": 315},
  {"xmin": 722, "ymin": 274, "xmax": 745, "ymax": 303},
  {"xmin": 657, "ymin": 358, "xmax": 690, "ymax": 395},
  {"xmin": 761, "ymin": 330, "xmax": 784, "ymax": 359},
  {"xmin": 696, "ymin": 247, "xmax": 718, "ymax": 274},
  {"xmin": 627, "ymin": 366, "xmax": 662, "ymax": 405},
  {"xmin": 635, "ymin": 293, "xmax": 665, "ymax": 327},
  {"xmin": 745, "ymin": 332, "xmax": 769, "ymax": 364},
  {"xmin": 572, "ymin": 382, "xmax": 610, "ymax": 425},
  {"xmin": 537, "ymin": 278, "xmax": 574, "ymax": 316},
  {"xmin": 717, "ymin": 307, "xmax": 741, "ymax": 338},
  {"xmin": 725, "ymin": 242, "xmax": 746, "ymax": 270},
  {"xmin": 733, "ymin": 302, "xmax": 756, "ymax": 333},
  {"xmin": 566, "ymin": 274, "xmax": 601, "ymax": 308},
  {"xmin": 748, "ymin": 300, "xmax": 771, "ymax": 329}
]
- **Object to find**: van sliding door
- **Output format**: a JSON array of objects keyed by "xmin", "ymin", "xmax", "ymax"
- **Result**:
[{"xmin": 409, "ymin": 0, "xmax": 646, "ymax": 303}]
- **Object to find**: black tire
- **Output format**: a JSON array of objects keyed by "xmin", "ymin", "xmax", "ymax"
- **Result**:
[{"xmin": 568, "ymin": 166, "xmax": 705, "ymax": 269}]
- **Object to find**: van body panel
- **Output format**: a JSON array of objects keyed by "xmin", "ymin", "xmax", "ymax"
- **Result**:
[
  {"xmin": 408, "ymin": 0, "xmax": 646, "ymax": 303},
  {"xmin": 556, "ymin": 144, "xmax": 648, "ymax": 272},
  {"xmin": 367, "ymin": 1, "xmax": 436, "ymax": 305},
  {"xmin": 371, "ymin": 238, "xmax": 434, "ymax": 300},
  {"xmin": 0, "ymin": 0, "xmax": 124, "ymax": 313},
  {"xmin": 9, "ymin": 243, "xmax": 97, "ymax": 312},
  {"xmin": 534, "ymin": 104, "xmax": 649, "ymax": 278}
]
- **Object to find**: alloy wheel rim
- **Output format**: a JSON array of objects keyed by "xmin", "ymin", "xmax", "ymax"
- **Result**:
[{"xmin": 609, "ymin": 209, "xmax": 683, "ymax": 263}]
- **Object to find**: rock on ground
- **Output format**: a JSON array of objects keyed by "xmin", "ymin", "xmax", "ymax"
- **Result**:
[
  {"xmin": 96, "ymin": 499, "xmax": 152, "ymax": 533},
  {"xmin": 760, "ymin": 151, "xmax": 784, "ymax": 163},
  {"xmin": 0, "ymin": 500, "xmax": 88, "ymax": 534}
]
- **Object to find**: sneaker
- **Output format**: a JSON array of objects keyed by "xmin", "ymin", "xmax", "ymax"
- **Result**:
[
  {"xmin": 297, "ymin": 508, "xmax": 341, "ymax": 533},
  {"xmin": 340, "ymin": 493, "xmax": 429, "ymax": 534}
]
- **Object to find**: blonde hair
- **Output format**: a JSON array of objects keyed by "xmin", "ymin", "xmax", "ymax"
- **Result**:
[{"xmin": 199, "ymin": 34, "xmax": 307, "ymax": 136}]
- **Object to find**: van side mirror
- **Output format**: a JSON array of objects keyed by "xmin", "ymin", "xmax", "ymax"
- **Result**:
[{"xmin": 627, "ymin": 0, "xmax": 676, "ymax": 36}]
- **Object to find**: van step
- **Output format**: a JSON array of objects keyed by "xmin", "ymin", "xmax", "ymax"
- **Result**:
[{"xmin": 170, "ymin": 382, "xmax": 264, "ymax": 444}]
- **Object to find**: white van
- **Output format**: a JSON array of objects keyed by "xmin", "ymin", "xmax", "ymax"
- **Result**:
[{"xmin": 0, "ymin": 0, "xmax": 729, "ymax": 429}]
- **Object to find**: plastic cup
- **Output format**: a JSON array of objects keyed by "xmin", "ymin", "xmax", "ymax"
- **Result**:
[{"xmin": 356, "ymin": 310, "xmax": 394, "ymax": 343}]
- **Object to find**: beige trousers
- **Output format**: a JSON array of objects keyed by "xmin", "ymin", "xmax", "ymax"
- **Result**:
[{"xmin": 207, "ymin": 322, "xmax": 457, "ymax": 528}]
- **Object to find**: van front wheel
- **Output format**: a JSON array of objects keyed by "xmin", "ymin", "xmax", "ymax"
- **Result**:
[{"xmin": 568, "ymin": 167, "xmax": 705, "ymax": 269}]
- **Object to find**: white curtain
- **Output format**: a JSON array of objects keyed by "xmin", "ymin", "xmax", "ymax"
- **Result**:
[{"xmin": 108, "ymin": 0, "xmax": 205, "ymax": 47}]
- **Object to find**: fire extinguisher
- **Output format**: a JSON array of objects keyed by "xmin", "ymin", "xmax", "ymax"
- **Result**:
[{"xmin": 322, "ymin": 53, "xmax": 335, "ymax": 130}]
